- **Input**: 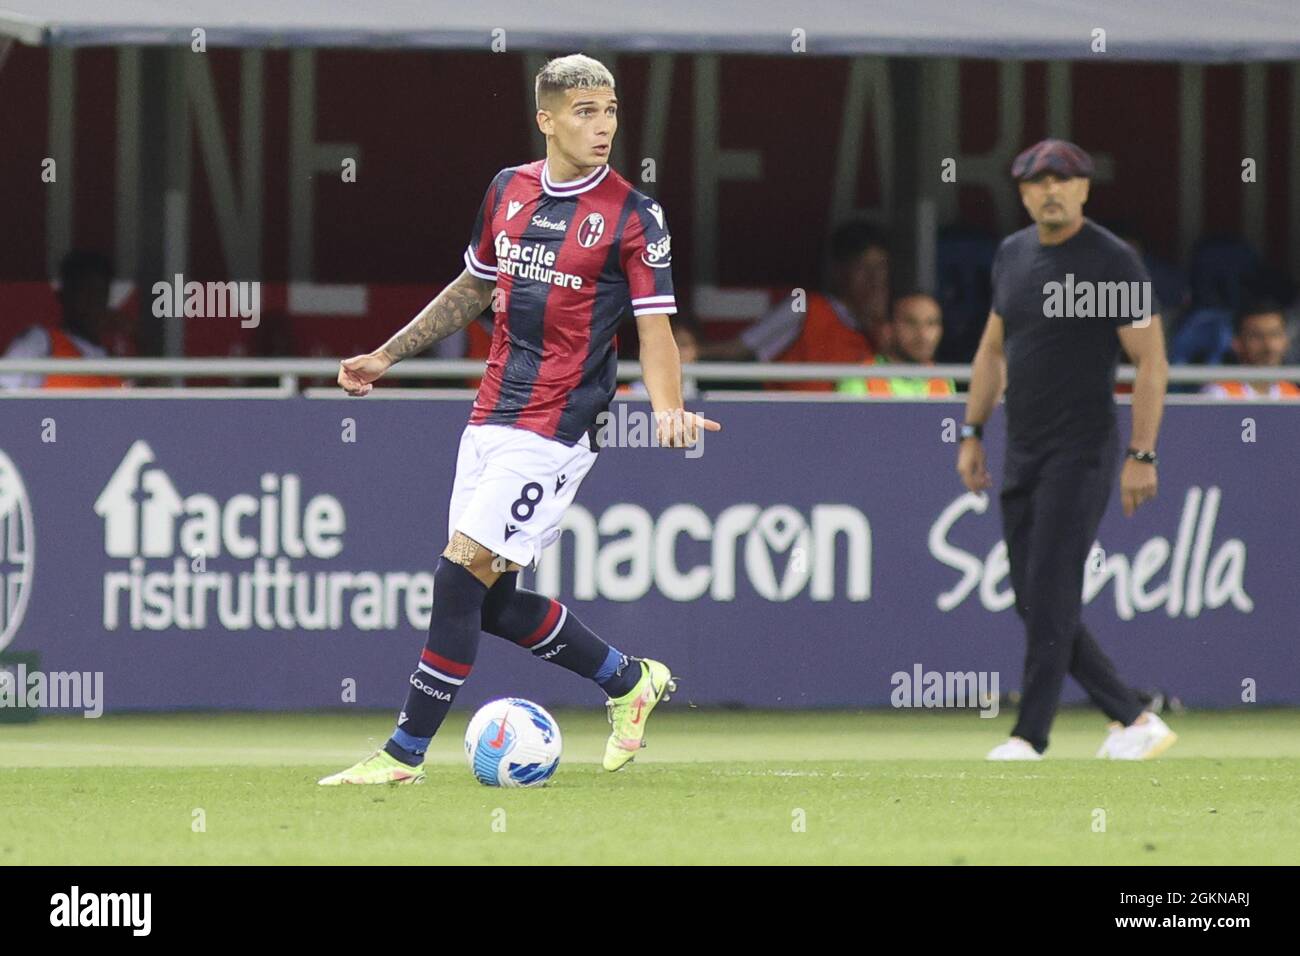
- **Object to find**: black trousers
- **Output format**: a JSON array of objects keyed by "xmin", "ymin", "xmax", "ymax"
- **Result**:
[{"xmin": 1000, "ymin": 430, "xmax": 1144, "ymax": 753}]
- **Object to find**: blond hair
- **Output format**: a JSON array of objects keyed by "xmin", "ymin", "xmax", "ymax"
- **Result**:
[{"xmin": 535, "ymin": 54, "xmax": 615, "ymax": 110}]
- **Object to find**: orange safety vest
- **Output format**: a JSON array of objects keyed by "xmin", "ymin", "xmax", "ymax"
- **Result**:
[
  {"xmin": 42, "ymin": 329, "xmax": 125, "ymax": 389},
  {"xmin": 864, "ymin": 375, "xmax": 954, "ymax": 397},
  {"xmin": 769, "ymin": 294, "xmax": 874, "ymax": 392},
  {"xmin": 1213, "ymin": 380, "xmax": 1300, "ymax": 398}
]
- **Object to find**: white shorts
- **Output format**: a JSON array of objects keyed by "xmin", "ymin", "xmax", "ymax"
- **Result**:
[{"xmin": 446, "ymin": 423, "xmax": 598, "ymax": 568}]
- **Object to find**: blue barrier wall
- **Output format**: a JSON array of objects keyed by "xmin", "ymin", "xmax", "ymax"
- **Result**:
[{"xmin": 0, "ymin": 397, "xmax": 1295, "ymax": 712}]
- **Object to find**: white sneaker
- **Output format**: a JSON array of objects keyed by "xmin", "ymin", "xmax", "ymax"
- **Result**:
[
  {"xmin": 987, "ymin": 738, "xmax": 1041, "ymax": 761},
  {"xmin": 1107, "ymin": 713, "xmax": 1178, "ymax": 760},
  {"xmin": 1095, "ymin": 722, "xmax": 1123, "ymax": 758}
]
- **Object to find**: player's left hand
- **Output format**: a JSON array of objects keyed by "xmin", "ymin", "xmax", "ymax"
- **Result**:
[
  {"xmin": 1120, "ymin": 458, "xmax": 1157, "ymax": 517},
  {"xmin": 655, "ymin": 409, "xmax": 721, "ymax": 448}
]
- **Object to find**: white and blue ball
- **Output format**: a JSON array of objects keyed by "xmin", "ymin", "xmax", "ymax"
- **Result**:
[{"xmin": 464, "ymin": 698, "xmax": 562, "ymax": 788}]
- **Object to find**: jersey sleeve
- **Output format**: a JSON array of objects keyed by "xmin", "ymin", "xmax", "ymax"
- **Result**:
[
  {"xmin": 1107, "ymin": 246, "xmax": 1162, "ymax": 328},
  {"xmin": 989, "ymin": 237, "xmax": 1010, "ymax": 317},
  {"xmin": 463, "ymin": 172, "xmax": 503, "ymax": 282},
  {"xmin": 620, "ymin": 196, "xmax": 677, "ymax": 317}
]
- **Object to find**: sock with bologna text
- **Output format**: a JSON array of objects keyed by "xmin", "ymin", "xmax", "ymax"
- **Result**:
[{"xmin": 384, "ymin": 558, "xmax": 487, "ymax": 767}]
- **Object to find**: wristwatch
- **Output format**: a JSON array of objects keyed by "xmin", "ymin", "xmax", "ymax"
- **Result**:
[
  {"xmin": 960, "ymin": 423, "xmax": 983, "ymax": 441},
  {"xmin": 1126, "ymin": 448, "xmax": 1158, "ymax": 465}
]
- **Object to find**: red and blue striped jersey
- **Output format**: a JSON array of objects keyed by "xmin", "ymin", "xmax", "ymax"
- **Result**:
[{"xmin": 462, "ymin": 160, "xmax": 677, "ymax": 446}]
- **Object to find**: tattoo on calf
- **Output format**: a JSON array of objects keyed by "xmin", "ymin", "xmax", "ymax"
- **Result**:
[{"xmin": 443, "ymin": 532, "xmax": 481, "ymax": 567}]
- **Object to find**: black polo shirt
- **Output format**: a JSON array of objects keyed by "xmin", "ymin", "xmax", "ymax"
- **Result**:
[{"xmin": 991, "ymin": 219, "xmax": 1158, "ymax": 452}]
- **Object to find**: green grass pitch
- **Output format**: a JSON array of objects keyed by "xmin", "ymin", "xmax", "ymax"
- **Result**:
[{"xmin": 2, "ymin": 709, "xmax": 1298, "ymax": 865}]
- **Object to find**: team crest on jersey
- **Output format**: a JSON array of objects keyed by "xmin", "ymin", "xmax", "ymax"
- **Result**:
[{"xmin": 577, "ymin": 213, "xmax": 606, "ymax": 248}]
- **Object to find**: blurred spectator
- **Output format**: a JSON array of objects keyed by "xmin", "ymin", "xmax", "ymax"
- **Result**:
[
  {"xmin": 1171, "ymin": 274, "xmax": 1298, "ymax": 370},
  {"xmin": 838, "ymin": 293, "xmax": 956, "ymax": 397},
  {"xmin": 1187, "ymin": 236, "xmax": 1260, "ymax": 313},
  {"xmin": 1201, "ymin": 301, "xmax": 1299, "ymax": 399},
  {"xmin": 698, "ymin": 220, "xmax": 889, "ymax": 390},
  {"xmin": 0, "ymin": 251, "xmax": 129, "ymax": 389},
  {"xmin": 934, "ymin": 224, "xmax": 997, "ymax": 363},
  {"xmin": 1106, "ymin": 221, "xmax": 1188, "ymax": 322},
  {"xmin": 1169, "ymin": 235, "xmax": 1292, "ymax": 370},
  {"xmin": 627, "ymin": 315, "xmax": 700, "ymax": 401},
  {"xmin": 1169, "ymin": 305, "xmax": 1234, "ymax": 366}
]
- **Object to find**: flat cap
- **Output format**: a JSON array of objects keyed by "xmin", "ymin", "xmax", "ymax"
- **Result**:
[{"xmin": 1011, "ymin": 139, "xmax": 1094, "ymax": 181}]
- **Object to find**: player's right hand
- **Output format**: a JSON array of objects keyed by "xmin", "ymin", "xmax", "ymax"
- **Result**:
[
  {"xmin": 655, "ymin": 408, "xmax": 722, "ymax": 448},
  {"xmin": 957, "ymin": 438, "xmax": 991, "ymax": 493},
  {"xmin": 337, "ymin": 351, "xmax": 392, "ymax": 396}
]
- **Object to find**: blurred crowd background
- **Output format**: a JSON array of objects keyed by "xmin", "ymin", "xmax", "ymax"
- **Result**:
[{"xmin": 2, "ymin": 46, "xmax": 1297, "ymax": 399}]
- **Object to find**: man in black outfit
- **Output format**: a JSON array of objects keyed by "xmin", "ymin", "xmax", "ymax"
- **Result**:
[{"xmin": 957, "ymin": 139, "xmax": 1177, "ymax": 761}]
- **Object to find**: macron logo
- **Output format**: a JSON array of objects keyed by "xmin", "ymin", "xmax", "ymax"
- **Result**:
[
  {"xmin": 647, "ymin": 203, "xmax": 665, "ymax": 230},
  {"xmin": 506, "ymin": 200, "xmax": 524, "ymax": 221}
]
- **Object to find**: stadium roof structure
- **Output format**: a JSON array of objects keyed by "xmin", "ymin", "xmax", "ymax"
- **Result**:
[{"xmin": 0, "ymin": 0, "xmax": 1298, "ymax": 63}]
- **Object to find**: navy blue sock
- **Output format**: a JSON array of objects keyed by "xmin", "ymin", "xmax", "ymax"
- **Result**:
[
  {"xmin": 385, "ymin": 558, "xmax": 487, "ymax": 767},
  {"xmin": 481, "ymin": 572, "xmax": 642, "ymax": 697}
]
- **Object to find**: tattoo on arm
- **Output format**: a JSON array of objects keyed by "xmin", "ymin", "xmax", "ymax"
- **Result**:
[{"xmin": 379, "ymin": 271, "xmax": 495, "ymax": 363}]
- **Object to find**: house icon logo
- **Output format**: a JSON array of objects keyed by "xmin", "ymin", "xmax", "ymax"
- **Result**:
[{"xmin": 93, "ymin": 440, "xmax": 184, "ymax": 558}]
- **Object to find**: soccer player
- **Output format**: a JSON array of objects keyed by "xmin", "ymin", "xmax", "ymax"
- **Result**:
[{"xmin": 320, "ymin": 54, "xmax": 719, "ymax": 785}]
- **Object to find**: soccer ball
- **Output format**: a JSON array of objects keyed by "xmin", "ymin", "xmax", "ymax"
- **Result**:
[{"xmin": 464, "ymin": 698, "xmax": 562, "ymax": 788}]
